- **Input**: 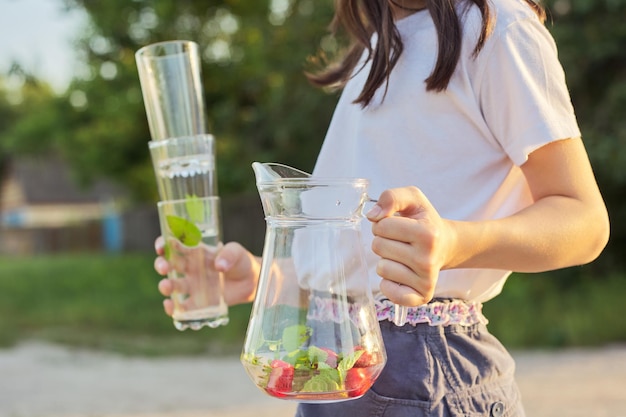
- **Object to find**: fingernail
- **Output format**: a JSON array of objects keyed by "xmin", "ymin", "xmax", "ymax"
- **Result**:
[
  {"xmin": 155, "ymin": 257, "xmax": 168, "ymax": 273},
  {"xmin": 366, "ymin": 205, "xmax": 382, "ymax": 219},
  {"xmin": 215, "ymin": 258, "xmax": 231, "ymax": 271}
]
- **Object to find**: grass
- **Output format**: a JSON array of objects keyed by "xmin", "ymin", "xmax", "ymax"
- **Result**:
[
  {"xmin": 0, "ymin": 253, "xmax": 624, "ymax": 355},
  {"xmin": 0, "ymin": 252, "xmax": 252, "ymax": 356}
]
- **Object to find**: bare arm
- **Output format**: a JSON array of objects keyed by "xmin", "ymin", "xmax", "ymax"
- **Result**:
[
  {"xmin": 367, "ymin": 137, "xmax": 610, "ymax": 306},
  {"xmin": 448, "ymin": 137, "xmax": 609, "ymax": 271}
]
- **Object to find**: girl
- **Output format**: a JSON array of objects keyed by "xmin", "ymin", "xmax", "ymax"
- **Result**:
[{"xmin": 155, "ymin": 0, "xmax": 609, "ymax": 415}]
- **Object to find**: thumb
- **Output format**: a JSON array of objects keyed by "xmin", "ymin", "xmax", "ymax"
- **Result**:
[
  {"xmin": 365, "ymin": 188, "xmax": 406, "ymax": 221},
  {"xmin": 214, "ymin": 241, "xmax": 251, "ymax": 273},
  {"xmin": 366, "ymin": 187, "xmax": 431, "ymax": 222}
]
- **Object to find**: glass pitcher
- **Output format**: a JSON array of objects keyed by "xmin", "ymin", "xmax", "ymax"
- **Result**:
[{"xmin": 240, "ymin": 162, "xmax": 387, "ymax": 402}]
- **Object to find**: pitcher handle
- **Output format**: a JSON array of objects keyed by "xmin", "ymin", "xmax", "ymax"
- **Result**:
[{"xmin": 363, "ymin": 196, "xmax": 409, "ymax": 327}]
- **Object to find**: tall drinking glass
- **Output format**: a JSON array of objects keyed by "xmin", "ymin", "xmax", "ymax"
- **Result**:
[
  {"xmin": 149, "ymin": 134, "xmax": 218, "ymax": 201},
  {"xmin": 135, "ymin": 40, "xmax": 207, "ymax": 141},
  {"xmin": 157, "ymin": 196, "xmax": 229, "ymax": 330},
  {"xmin": 137, "ymin": 40, "xmax": 225, "ymax": 331}
]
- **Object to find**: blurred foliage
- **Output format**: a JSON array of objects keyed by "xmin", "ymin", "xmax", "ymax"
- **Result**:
[
  {"xmin": 542, "ymin": 0, "xmax": 626, "ymax": 272},
  {"xmin": 0, "ymin": 0, "xmax": 625, "ymax": 271},
  {"xmin": 484, "ymin": 270, "xmax": 626, "ymax": 348},
  {"xmin": 1, "ymin": 0, "xmax": 339, "ymax": 201}
]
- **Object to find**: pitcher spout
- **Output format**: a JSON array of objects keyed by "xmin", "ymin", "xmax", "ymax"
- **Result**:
[{"xmin": 252, "ymin": 162, "xmax": 311, "ymax": 184}]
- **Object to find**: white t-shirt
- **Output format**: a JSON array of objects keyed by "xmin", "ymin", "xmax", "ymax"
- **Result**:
[{"xmin": 312, "ymin": 0, "xmax": 581, "ymax": 302}]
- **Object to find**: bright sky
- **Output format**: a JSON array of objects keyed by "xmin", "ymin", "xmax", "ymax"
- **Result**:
[{"xmin": 0, "ymin": 0, "xmax": 87, "ymax": 92}]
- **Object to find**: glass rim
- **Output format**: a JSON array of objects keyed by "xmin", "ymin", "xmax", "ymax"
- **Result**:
[
  {"xmin": 157, "ymin": 195, "xmax": 220, "ymax": 207},
  {"xmin": 136, "ymin": 40, "xmax": 199, "ymax": 59},
  {"xmin": 255, "ymin": 177, "xmax": 370, "ymax": 187},
  {"xmin": 148, "ymin": 133, "xmax": 215, "ymax": 148}
]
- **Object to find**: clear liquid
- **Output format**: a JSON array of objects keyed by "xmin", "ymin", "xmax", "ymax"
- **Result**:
[
  {"xmin": 170, "ymin": 230, "xmax": 229, "ymax": 331},
  {"xmin": 156, "ymin": 154, "xmax": 217, "ymax": 200}
]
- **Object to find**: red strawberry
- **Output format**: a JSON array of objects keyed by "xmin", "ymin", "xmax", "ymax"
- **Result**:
[
  {"xmin": 353, "ymin": 346, "xmax": 375, "ymax": 368},
  {"xmin": 266, "ymin": 359, "xmax": 294, "ymax": 398},
  {"xmin": 320, "ymin": 347, "xmax": 339, "ymax": 368},
  {"xmin": 345, "ymin": 368, "xmax": 371, "ymax": 397}
]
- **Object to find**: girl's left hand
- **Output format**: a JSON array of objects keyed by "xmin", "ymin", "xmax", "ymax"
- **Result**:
[{"xmin": 366, "ymin": 186, "xmax": 455, "ymax": 307}]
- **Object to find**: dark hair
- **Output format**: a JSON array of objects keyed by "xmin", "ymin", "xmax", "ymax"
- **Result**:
[{"xmin": 306, "ymin": 0, "xmax": 546, "ymax": 107}]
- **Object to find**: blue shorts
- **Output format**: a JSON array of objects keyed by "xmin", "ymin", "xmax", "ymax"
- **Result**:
[{"xmin": 296, "ymin": 319, "xmax": 524, "ymax": 417}]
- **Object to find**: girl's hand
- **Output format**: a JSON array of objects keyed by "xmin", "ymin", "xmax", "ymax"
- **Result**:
[
  {"xmin": 366, "ymin": 187, "xmax": 455, "ymax": 307},
  {"xmin": 154, "ymin": 237, "xmax": 259, "ymax": 316}
]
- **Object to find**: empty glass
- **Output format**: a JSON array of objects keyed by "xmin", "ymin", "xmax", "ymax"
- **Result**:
[{"xmin": 136, "ymin": 40, "xmax": 207, "ymax": 141}]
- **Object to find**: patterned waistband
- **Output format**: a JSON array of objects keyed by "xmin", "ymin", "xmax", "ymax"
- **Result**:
[{"xmin": 375, "ymin": 297, "xmax": 489, "ymax": 327}]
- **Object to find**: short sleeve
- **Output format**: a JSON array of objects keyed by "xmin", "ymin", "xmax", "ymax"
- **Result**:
[{"xmin": 476, "ymin": 17, "xmax": 581, "ymax": 166}]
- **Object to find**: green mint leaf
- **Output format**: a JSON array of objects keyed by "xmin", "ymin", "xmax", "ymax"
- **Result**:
[
  {"xmin": 166, "ymin": 215, "xmax": 202, "ymax": 246},
  {"xmin": 320, "ymin": 367, "xmax": 341, "ymax": 384},
  {"xmin": 185, "ymin": 194, "xmax": 206, "ymax": 224},
  {"xmin": 284, "ymin": 348, "xmax": 310, "ymax": 367},
  {"xmin": 301, "ymin": 371, "xmax": 340, "ymax": 393},
  {"xmin": 282, "ymin": 325, "xmax": 312, "ymax": 352},
  {"xmin": 338, "ymin": 350, "xmax": 365, "ymax": 382},
  {"xmin": 308, "ymin": 346, "xmax": 329, "ymax": 365}
]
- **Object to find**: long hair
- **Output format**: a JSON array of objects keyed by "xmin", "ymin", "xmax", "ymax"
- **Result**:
[{"xmin": 306, "ymin": 0, "xmax": 546, "ymax": 107}]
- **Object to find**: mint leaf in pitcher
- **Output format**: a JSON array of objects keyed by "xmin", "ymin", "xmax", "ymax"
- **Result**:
[
  {"xmin": 282, "ymin": 325, "xmax": 312, "ymax": 352},
  {"xmin": 166, "ymin": 215, "xmax": 202, "ymax": 246}
]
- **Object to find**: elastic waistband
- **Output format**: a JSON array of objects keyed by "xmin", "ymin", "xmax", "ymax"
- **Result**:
[{"xmin": 375, "ymin": 297, "xmax": 489, "ymax": 327}]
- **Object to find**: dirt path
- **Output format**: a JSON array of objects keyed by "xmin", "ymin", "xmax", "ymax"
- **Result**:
[{"xmin": 1, "ymin": 342, "xmax": 625, "ymax": 417}]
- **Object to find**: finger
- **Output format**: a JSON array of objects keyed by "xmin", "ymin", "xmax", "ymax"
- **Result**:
[
  {"xmin": 376, "ymin": 258, "xmax": 435, "ymax": 304},
  {"xmin": 367, "ymin": 187, "xmax": 431, "ymax": 221},
  {"xmin": 162, "ymin": 299, "xmax": 174, "ymax": 316},
  {"xmin": 372, "ymin": 216, "xmax": 414, "ymax": 243},
  {"xmin": 158, "ymin": 278, "xmax": 174, "ymax": 296},
  {"xmin": 171, "ymin": 277, "xmax": 190, "ymax": 295},
  {"xmin": 154, "ymin": 256, "xmax": 170, "ymax": 276},
  {"xmin": 379, "ymin": 278, "xmax": 429, "ymax": 307},
  {"xmin": 371, "ymin": 216, "xmax": 421, "ymax": 244},
  {"xmin": 371, "ymin": 218, "xmax": 436, "ymax": 264},
  {"xmin": 373, "ymin": 236, "xmax": 439, "ymax": 292},
  {"xmin": 371, "ymin": 236, "xmax": 422, "ymax": 274},
  {"xmin": 155, "ymin": 236, "xmax": 165, "ymax": 255},
  {"xmin": 168, "ymin": 250, "xmax": 188, "ymax": 273},
  {"xmin": 159, "ymin": 277, "xmax": 191, "ymax": 298},
  {"xmin": 215, "ymin": 242, "xmax": 248, "ymax": 272},
  {"xmin": 376, "ymin": 258, "xmax": 417, "ymax": 289}
]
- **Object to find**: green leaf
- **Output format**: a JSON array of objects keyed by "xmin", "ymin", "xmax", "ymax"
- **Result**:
[
  {"xmin": 284, "ymin": 348, "xmax": 310, "ymax": 366},
  {"xmin": 185, "ymin": 194, "xmax": 206, "ymax": 224},
  {"xmin": 165, "ymin": 215, "xmax": 202, "ymax": 246},
  {"xmin": 282, "ymin": 324, "xmax": 311, "ymax": 352},
  {"xmin": 338, "ymin": 350, "xmax": 364, "ymax": 382},
  {"xmin": 308, "ymin": 345, "xmax": 329, "ymax": 365},
  {"xmin": 301, "ymin": 371, "xmax": 341, "ymax": 393},
  {"xmin": 320, "ymin": 367, "xmax": 341, "ymax": 384}
]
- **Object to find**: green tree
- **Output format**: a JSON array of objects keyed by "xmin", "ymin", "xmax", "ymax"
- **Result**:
[
  {"xmin": 0, "ymin": 68, "xmax": 60, "ymax": 177},
  {"xmin": 544, "ymin": 0, "xmax": 626, "ymax": 270},
  {"xmin": 53, "ymin": 0, "xmax": 338, "ymax": 200}
]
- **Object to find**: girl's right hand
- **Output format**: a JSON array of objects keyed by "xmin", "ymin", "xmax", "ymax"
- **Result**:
[{"xmin": 154, "ymin": 237, "xmax": 260, "ymax": 316}]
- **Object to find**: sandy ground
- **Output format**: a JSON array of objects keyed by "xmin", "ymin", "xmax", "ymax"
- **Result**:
[{"xmin": 1, "ymin": 342, "xmax": 625, "ymax": 417}]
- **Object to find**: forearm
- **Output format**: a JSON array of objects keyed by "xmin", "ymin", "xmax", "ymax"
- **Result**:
[{"xmin": 446, "ymin": 194, "xmax": 609, "ymax": 273}]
